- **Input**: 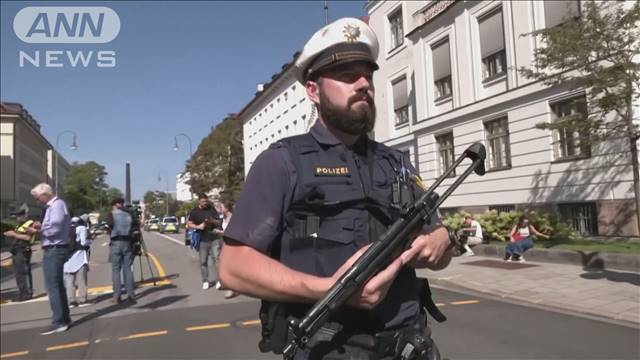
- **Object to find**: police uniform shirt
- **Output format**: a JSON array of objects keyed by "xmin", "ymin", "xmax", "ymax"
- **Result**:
[{"xmin": 225, "ymin": 121, "xmax": 437, "ymax": 330}]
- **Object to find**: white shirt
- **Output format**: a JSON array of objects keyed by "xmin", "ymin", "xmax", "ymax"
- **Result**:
[
  {"xmin": 470, "ymin": 220, "xmax": 483, "ymax": 239},
  {"xmin": 63, "ymin": 224, "xmax": 91, "ymax": 273}
]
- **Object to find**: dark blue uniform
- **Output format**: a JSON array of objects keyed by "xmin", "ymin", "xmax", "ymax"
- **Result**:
[{"xmin": 225, "ymin": 121, "xmax": 439, "ymax": 358}]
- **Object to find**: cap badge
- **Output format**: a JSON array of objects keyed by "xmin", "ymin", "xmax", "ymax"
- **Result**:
[{"xmin": 343, "ymin": 24, "xmax": 361, "ymax": 43}]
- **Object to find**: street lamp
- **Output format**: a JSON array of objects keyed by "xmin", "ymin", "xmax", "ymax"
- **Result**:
[
  {"xmin": 173, "ymin": 133, "xmax": 193, "ymax": 200},
  {"xmin": 55, "ymin": 130, "xmax": 78, "ymax": 194},
  {"xmin": 157, "ymin": 170, "xmax": 169, "ymax": 216}
]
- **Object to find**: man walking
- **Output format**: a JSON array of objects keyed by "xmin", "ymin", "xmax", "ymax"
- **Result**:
[
  {"xmin": 3, "ymin": 204, "xmax": 35, "ymax": 302},
  {"xmin": 30, "ymin": 183, "xmax": 72, "ymax": 335},
  {"xmin": 106, "ymin": 198, "xmax": 136, "ymax": 304},
  {"xmin": 188, "ymin": 194, "xmax": 222, "ymax": 290}
]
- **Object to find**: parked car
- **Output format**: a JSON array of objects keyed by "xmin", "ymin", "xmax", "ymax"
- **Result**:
[
  {"xmin": 145, "ymin": 218, "xmax": 160, "ymax": 231},
  {"xmin": 160, "ymin": 216, "xmax": 179, "ymax": 234}
]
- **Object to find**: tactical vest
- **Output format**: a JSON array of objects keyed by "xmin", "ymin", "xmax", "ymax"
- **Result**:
[{"xmin": 259, "ymin": 132, "xmax": 423, "ymax": 353}]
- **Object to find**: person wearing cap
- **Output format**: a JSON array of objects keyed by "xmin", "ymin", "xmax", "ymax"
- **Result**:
[
  {"xmin": 220, "ymin": 17, "xmax": 451, "ymax": 359},
  {"xmin": 30, "ymin": 182, "xmax": 72, "ymax": 335},
  {"xmin": 3, "ymin": 205, "xmax": 36, "ymax": 302},
  {"xmin": 63, "ymin": 216, "xmax": 92, "ymax": 308},
  {"xmin": 105, "ymin": 197, "xmax": 136, "ymax": 304}
]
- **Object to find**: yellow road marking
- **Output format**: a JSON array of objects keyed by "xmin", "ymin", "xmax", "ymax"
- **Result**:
[
  {"xmin": 451, "ymin": 300, "xmax": 480, "ymax": 305},
  {"xmin": 0, "ymin": 259, "xmax": 12, "ymax": 268},
  {"xmin": 186, "ymin": 323, "xmax": 231, "ymax": 331},
  {"xmin": 118, "ymin": 330, "xmax": 168, "ymax": 340},
  {"xmin": 241, "ymin": 320, "xmax": 261, "ymax": 326},
  {"xmin": 46, "ymin": 341, "xmax": 89, "ymax": 351},
  {"xmin": 435, "ymin": 303, "xmax": 446, "ymax": 307},
  {"xmin": 0, "ymin": 350, "xmax": 29, "ymax": 358},
  {"xmin": 146, "ymin": 252, "xmax": 167, "ymax": 278}
]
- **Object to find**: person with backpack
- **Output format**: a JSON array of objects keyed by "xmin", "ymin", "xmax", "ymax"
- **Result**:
[
  {"xmin": 3, "ymin": 204, "xmax": 36, "ymax": 302},
  {"xmin": 505, "ymin": 215, "xmax": 549, "ymax": 262},
  {"xmin": 63, "ymin": 216, "xmax": 92, "ymax": 307}
]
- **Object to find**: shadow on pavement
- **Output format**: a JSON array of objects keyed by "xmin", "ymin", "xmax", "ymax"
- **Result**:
[
  {"xmin": 1, "ymin": 262, "xmax": 42, "ymax": 281},
  {"xmin": 580, "ymin": 269, "xmax": 640, "ymax": 286},
  {"xmin": 138, "ymin": 295, "xmax": 189, "ymax": 310},
  {"xmin": 71, "ymin": 283, "xmax": 178, "ymax": 328}
]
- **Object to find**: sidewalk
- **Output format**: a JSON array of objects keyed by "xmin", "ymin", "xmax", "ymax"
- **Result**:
[{"xmin": 418, "ymin": 253, "xmax": 640, "ymax": 327}]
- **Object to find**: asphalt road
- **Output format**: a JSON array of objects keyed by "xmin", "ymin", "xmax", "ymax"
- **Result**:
[{"xmin": 1, "ymin": 231, "xmax": 638, "ymax": 359}]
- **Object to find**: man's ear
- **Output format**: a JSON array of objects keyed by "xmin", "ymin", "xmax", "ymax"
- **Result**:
[{"xmin": 305, "ymin": 79, "xmax": 320, "ymax": 106}]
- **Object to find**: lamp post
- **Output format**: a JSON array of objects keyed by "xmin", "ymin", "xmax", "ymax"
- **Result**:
[
  {"xmin": 55, "ymin": 130, "xmax": 78, "ymax": 194},
  {"xmin": 173, "ymin": 133, "xmax": 193, "ymax": 200},
  {"xmin": 157, "ymin": 170, "xmax": 169, "ymax": 216}
]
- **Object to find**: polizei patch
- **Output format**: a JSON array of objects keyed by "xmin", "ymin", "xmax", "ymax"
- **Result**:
[{"xmin": 314, "ymin": 166, "xmax": 350, "ymax": 176}]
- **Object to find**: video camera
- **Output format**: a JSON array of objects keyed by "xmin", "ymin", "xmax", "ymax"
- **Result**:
[{"xmin": 125, "ymin": 201, "xmax": 144, "ymax": 256}]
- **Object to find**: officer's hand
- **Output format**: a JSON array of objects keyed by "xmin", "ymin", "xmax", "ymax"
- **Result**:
[
  {"xmin": 400, "ymin": 226, "xmax": 451, "ymax": 270},
  {"xmin": 330, "ymin": 245, "xmax": 404, "ymax": 310}
]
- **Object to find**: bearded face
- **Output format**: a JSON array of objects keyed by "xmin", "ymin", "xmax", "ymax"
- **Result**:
[{"xmin": 318, "ymin": 88, "xmax": 376, "ymax": 136}]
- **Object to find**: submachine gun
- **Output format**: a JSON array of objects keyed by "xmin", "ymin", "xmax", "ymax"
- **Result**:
[{"xmin": 282, "ymin": 143, "xmax": 486, "ymax": 360}]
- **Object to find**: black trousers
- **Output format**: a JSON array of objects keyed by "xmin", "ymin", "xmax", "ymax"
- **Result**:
[{"xmin": 12, "ymin": 247, "xmax": 33, "ymax": 298}]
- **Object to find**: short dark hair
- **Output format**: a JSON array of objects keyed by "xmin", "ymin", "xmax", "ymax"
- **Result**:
[
  {"xmin": 198, "ymin": 193, "xmax": 208, "ymax": 200},
  {"xmin": 111, "ymin": 198, "xmax": 125, "ymax": 206}
]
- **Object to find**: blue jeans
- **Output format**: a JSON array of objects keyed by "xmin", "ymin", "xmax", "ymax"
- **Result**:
[
  {"xmin": 42, "ymin": 247, "xmax": 71, "ymax": 326},
  {"xmin": 110, "ymin": 241, "xmax": 135, "ymax": 299},
  {"xmin": 506, "ymin": 237, "xmax": 534, "ymax": 256}
]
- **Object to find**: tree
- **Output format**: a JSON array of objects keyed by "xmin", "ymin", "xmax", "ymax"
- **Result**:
[
  {"xmin": 519, "ymin": 0, "xmax": 640, "ymax": 233},
  {"xmin": 143, "ymin": 190, "xmax": 180, "ymax": 218},
  {"xmin": 186, "ymin": 115, "xmax": 244, "ymax": 200},
  {"xmin": 61, "ymin": 161, "xmax": 109, "ymax": 215}
]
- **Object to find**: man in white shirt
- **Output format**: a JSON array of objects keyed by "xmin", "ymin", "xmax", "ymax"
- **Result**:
[{"xmin": 461, "ymin": 215, "xmax": 483, "ymax": 256}]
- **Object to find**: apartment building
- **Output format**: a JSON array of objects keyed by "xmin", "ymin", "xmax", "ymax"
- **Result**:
[
  {"xmin": 367, "ymin": 0, "xmax": 638, "ymax": 236},
  {"xmin": 0, "ymin": 102, "xmax": 70, "ymax": 219}
]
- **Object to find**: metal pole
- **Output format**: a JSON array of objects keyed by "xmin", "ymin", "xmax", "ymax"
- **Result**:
[
  {"xmin": 324, "ymin": 0, "xmax": 329, "ymax": 25},
  {"xmin": 55, "ymin": 130, "xmax": 78, "ymax": 194}
]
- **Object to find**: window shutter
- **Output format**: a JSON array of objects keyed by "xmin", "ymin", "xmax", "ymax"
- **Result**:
[
  {"xmin": 479, "ymin": 9, "xmax": 504, "ymax": 57},
  {"xmin": 393, "ymin": 77, "xmax": 408, "ymax": 110},
  {"xmin": 432, "ymin": 40, "xmax": 451, "ymax": 81}
]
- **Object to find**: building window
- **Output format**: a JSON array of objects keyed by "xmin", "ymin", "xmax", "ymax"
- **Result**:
[
  {"xmin": 392, "ymin": 76, "xmax": 409, "ymax": 126},
  {"xmin": 432, "ymin": 39, "xmax": 452, "ymax": 101},
  {"xmin": 479, "ymin": 8, "xmax": 506, "ymax": 81},
  {"xmin": 489, "ymin": 204, "xmax": 515, "ymax": 214},
  {"xmin": 550, "ymin": 96, "xmax": 590, "ymax": 160},
  {"xmin": 389, "ymin": 9, "xmax": 404, "ymax": 50},
  {"xmin": 436, "ymin": 132, "xmax": 455, "ymax": 177},
  {"xmin": 545, "ymin": 0, "xmax": 580, "ymax": 28},
  {"xmin": 559, "ymin": 202, "xmax": 598, "ymax": 235},
  {"xmin": 484, "ymin": 117, "xmax": 511, "ymax": 170}
]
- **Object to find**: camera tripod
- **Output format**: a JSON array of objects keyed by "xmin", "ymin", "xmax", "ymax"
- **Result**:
[{"xmin": 133, "ymin": 232, "xmax": 156, "ymax": 286}]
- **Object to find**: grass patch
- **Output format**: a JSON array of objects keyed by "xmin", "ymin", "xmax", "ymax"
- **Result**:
[{"xmin": 487, "ymin": 239, "xmax": 640, "ymax": 254}]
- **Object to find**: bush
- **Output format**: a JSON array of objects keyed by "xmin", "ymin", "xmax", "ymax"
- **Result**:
[{"xmin": 441, "ymin": 210, "xmax": 577, "ymax": 243}]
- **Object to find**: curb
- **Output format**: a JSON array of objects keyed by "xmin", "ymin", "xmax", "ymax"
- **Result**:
[
  {"xmin": 428, "ymin": 277, "xmax": 640, "ymax": 328},
  {"xmin": 472, "ymin": 244, "xmax": 640, "ymax": 272}
]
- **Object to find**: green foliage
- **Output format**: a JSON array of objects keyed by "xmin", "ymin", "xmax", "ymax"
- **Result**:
[
  {"xmin": 186, "ymin": 115, "xmax": 244, "ymax": 201},
  {"xmin": 61, "ymin": 161, "xmax": 120, "ymax": 216},
  {"xmin": 441, "ymin": 210, "xmax": 578, "ymax": 243},
  {"xmin": 176, "ymin": 199, "xmax": 197, "ymax": 219},
  {"xmin": 519, "ymin": 0, "xmax": 640, "ymax": 143},
  {"xmin": 143, "ymin": 191, "xmax": 181, "ymax": 218}
]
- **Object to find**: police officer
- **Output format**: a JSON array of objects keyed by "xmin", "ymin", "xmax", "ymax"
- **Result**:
[
  {"xmin": 219, "ymin": 17, "xmax": 452, "ymax": 359},
  {"xmin": 3, "ymin": 204, "xmax": 35, "ymax": 301}
]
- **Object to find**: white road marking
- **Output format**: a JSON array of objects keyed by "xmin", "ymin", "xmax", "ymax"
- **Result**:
[{"xmin": 155, "ymin": 232, "xmax": 186, "ymax": 246}]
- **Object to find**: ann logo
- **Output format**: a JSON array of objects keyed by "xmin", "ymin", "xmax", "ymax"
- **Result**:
[{"xmin": 14, "ymin": 7, "xmax": 120, "ymax": 44}]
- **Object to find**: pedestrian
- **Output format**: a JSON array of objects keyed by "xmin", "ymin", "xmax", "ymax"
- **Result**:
[
  {"xmin": 29, "ymin": 183, "xmax": 72, "ymax": 335},
  {"xmin": 3, "ymin": 204, "xmax": 35, "ymax": 302},
  {"xmin": 505, "ymin": 215, "xmax": 549, "ymax": 262},
  {"xmin": 459, "ymin": 215, "xmax": 483, "ymax": 256},
  {"xmin": 106, "ymin": 198, "xmax": 136, "ymax": 304},
  {"xmin": 187, "ymin": 194, "xmax": 222, "ymax": 290},
  {"xmin": 219, "ymin": 17, "xmax": 452, "ymax": 359},
  {"xmin": 64, "ymin": 216, "xmax": 92, "ymax": 308},
  {"xmin": 213, "ymin": 200, "xmax": 237, "ymax": 299}
]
